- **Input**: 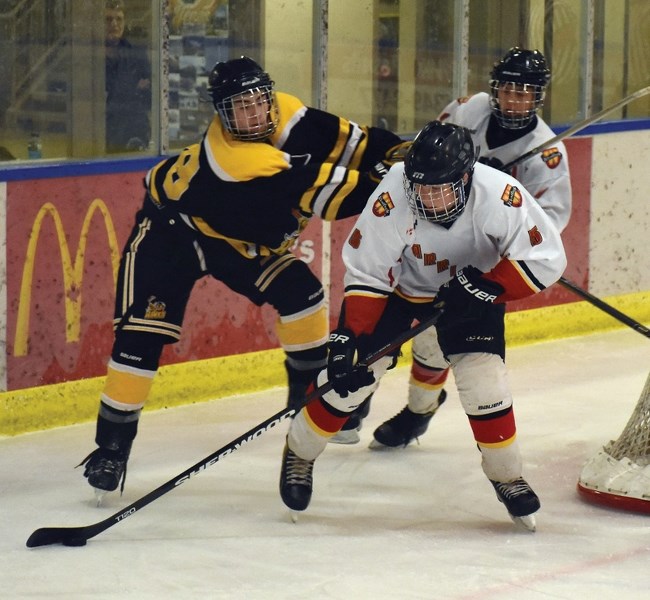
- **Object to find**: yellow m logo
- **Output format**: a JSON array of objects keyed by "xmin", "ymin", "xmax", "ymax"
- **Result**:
[{"xmin": 14, "ymin": 199, "xmax": 121, "ymax": 357}]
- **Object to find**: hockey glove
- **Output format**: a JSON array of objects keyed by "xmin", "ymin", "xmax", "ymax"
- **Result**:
[
  {"xmin": 369, "ymin": 141, "xmax": 412, "ymax": 183},
  {"xmin": 435, "ymin": 266, "xmax": 504, "ymax": 328},
  {"xmin": 478, "ymin": 156, "xmax": 507, "ymax": 173},
  {"xmin": 327, "ymin": 328, "xmax": 375, "ymax": 398}
]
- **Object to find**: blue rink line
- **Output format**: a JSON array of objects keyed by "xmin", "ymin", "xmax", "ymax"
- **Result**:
[
  {"xmin": 552, "ymin": 116, "xmax": 650, "ymax": 137},
  {"xmin": 0, "ymin": 156, "xmax": 162, "ymax": 182},
  {"xmin": 1, "ymin": 117, "xmax": 649, "ymax": 183}
]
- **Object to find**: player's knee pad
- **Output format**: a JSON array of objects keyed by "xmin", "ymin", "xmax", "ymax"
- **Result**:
[
  {"xmin": 409, "ymin": 327, "xmax": 449, "ymax": 412},
  {"xmin": 411, "ymin": 326, "xmax": 447, "ymax": 368},
  {"xmin": 448, "ymin": 352, "xmax": 512, "ymax": 416},
  {"xmin": 451, "ymin": 352, "xmax": 521, "ymax": 481}
]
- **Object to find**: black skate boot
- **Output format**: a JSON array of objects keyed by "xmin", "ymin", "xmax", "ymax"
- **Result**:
[
  {"xmin": 370, "ymin": 390, "xmax": 447, "ymax": 449},
  {"xmin": 329, "ymin": 395, "xmax": 373, "ymax": 445},
  {"xmin": 79, "ymin": 447, "xmax": 130, "ymax": 493},
  {"xmin": 490, "ymin": 477, "xmax": 540, "ymax": 531},
  {"xmin": 79, "ymin": 402, "xmax": 139, "ymax": 500},
  {"xmin": 279, "ymin": 441, "xmax": 314, "ymax": 512}
]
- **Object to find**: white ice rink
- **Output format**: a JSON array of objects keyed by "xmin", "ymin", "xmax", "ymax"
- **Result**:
[{"xmin": 2, "ymin": 328, "xmax": 649, "ymax": 599}]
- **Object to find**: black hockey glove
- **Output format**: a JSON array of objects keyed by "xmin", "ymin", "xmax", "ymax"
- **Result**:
[
  {"xmin": 435, "ymin": 266, "xmax": 504, "ymax": 328},
  {"xmin": 478, "ymin": 156, "xmax": 508, "ymax": 173},
  {"xmin": 369, "ymin": 141, "xmax": 412, "ymax": 183},
  {"xmin": 327, "ymin": 328, "xmax": 375, "ymax": 398}
]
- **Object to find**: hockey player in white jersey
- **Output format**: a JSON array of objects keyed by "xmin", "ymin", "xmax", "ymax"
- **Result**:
[
  {"xmin": 279, "ymin": 121, "xmax": 567, "ymax": 529},
  {"xmin": 365, "ymin": 47, "xmax": 573, "ymax": 449}
]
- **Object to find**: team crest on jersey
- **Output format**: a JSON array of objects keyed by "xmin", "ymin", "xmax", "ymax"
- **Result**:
[
  {"xmin": 541, "ymin": 147, "xmax": 562, "ymax": 169},
  {"xmin": 501, "ymin": 184, "xmax": 523, "ymax": 207},
  {"xmin": 144, "ymin": 296, "xmax": 167, "ymax": 320},
  {"xmin": 372, "ymin": 192, "xmax": 395, "ymax": 217},
  {"xmin": 528, "ymin": 226, "xmax": 543, "ymax": 246},
  {"xmin": 348, "ymin": 228, "xmax": 362, "ymax": 249}
]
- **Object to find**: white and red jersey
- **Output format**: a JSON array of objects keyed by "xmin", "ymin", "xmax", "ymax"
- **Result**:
[
  {"xmin": 341, "ymin": 162, "xmax": 567, "ymax": 335},
  {"xmin": 438, "ymin": 92, "xmax": 572, "ymax": 232}
]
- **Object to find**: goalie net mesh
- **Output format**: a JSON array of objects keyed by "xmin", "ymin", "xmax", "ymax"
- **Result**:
[{"xmin": 577, "ymin": 371, "xmax": 650, "ymax": 513}]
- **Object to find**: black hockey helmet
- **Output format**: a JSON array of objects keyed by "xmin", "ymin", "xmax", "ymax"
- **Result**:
[
  {"xmin": 207, "ymin": 56, "xmax": 279, "ymax": 140},
  {"xmin": 489, "ymin": 47, "xmax": 551, "ymax": 129},
  {"xmin": 403, "ymin": 121, "xmax": 476, "ymax": 223}
]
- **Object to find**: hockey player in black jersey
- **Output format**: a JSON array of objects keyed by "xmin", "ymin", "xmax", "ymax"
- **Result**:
[{"xmin": 79, "ymin": 56, "xmax": 406, "ymax": 497}]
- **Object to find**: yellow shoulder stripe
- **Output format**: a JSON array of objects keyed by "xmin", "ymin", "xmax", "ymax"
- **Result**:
[{"xmin": 204, "ymin": 117, "xmax": 291, "ymax": 181}]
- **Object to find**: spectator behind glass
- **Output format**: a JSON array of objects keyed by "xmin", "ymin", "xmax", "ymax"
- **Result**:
[{"xmin": 105, "ymin": 0, "xmax": 152, "ymax": 153}]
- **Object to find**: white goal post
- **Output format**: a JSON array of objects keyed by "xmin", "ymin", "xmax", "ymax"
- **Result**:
[{"xmin": 577, "ymin": 371, "xmax": 650, "ymax": 513}]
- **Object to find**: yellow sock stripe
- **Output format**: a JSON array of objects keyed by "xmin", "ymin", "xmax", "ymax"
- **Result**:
[
  {"xmin": 276, "ymin": 305, "xmax": 328, "ymax": 350},
  {"xmin": 103, "ymin": 364, "xmax": 155, "ymax": 408},
  {"xmin": 408, "ymin": 378, "xmax": 445, "ymax": 391},
  {"xmin": 477, "ymin": 433, "xmax": 517, "ymax": 449}
]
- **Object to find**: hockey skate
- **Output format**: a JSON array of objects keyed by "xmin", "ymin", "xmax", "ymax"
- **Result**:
[
  {"xmin": 490, "ymin": 477, "xmax": 540, "ymax": 531},
  {"xmin": 78, "ymin": 447, "xmax": 129, "ymax": 503},
  {"xmin": 279, "ymin": 441, "xmax": 314, "ymax": 518},
  {"xmin": 370, "ymin": 390, "xmax": 446, "ymax": 449}
]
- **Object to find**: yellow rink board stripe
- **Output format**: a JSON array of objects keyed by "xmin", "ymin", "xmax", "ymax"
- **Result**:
[{"xmin": 1, "ymin": 290, "xmax": 648, "ymax": 436}]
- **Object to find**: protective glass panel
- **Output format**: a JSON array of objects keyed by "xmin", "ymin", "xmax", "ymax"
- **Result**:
[{"xmin": 0, "ymin": 0, "xmax": 648, "ymax": 166}]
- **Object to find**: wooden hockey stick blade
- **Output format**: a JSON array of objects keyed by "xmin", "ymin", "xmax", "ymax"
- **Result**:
[
  {"xmin": 26, "ymin": 304, "xmax": 444, "ymax": 548},
  {"xmin": 559, "ymin": 277, "xmax": 650, "ymax": 339},
  {"xmin": 502, "ymin": 85, "xmax": 650, "ymax": 171}
]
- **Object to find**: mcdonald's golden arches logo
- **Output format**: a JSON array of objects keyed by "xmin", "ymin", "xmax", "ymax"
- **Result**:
[{"xmin": 14, "ymin": 199, "xmax": 121, "ymax": 357}]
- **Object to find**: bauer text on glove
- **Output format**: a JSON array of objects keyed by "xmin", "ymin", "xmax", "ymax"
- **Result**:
[{"xmin": 435, "ymin": 266, "xmax": 505, "ymax": 325}]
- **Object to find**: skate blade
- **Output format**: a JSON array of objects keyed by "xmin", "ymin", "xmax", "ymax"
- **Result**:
[
  {"xmin": 368, "ymin": 439, "xmax": 405, "ymax": 450},
  {"xmin": 93, "ymin": 488, "xmax": 108, "ymax": 507},
  {"xmin": 510, "ymin": 513, "xmax": 536, "ymax": 532}
]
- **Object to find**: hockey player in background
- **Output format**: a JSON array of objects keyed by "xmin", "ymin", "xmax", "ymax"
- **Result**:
[
  {"xmin": 335, "ymin": 47, "xmax": 573, "ymax": 447},
  {"xmin": 79, "ymin": 56, "xmax": 406, "ymax": 497},
  {"xmin": 279, "ymin": 121, "xmax": 567, "ymax": 530}
]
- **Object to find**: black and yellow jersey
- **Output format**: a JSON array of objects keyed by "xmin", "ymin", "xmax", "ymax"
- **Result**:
[{"xmin": 145, "ymin": 92, "xmax": 401, "ymax": 257}]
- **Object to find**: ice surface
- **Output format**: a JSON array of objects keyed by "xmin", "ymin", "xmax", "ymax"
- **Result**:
[{"xmin": 2, "ymin": 329, "xmax": 649, "ymax": 599}]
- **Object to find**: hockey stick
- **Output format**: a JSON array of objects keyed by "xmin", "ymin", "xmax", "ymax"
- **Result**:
[
  {"xmin": 26, "ymin": 303, "xmax": 444, "ymax": 548},
  {"xmin": 502, "ymin": 85, "xmax": 650, "ymax": 171},
  {"xmin": 559, "ymin": 276, "xmax": 650, "ymax": 339}
]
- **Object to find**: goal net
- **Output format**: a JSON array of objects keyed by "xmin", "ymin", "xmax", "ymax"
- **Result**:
[{"xmin": 577, "ymin": 371, "xmax": 650, "ymax": 513}]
